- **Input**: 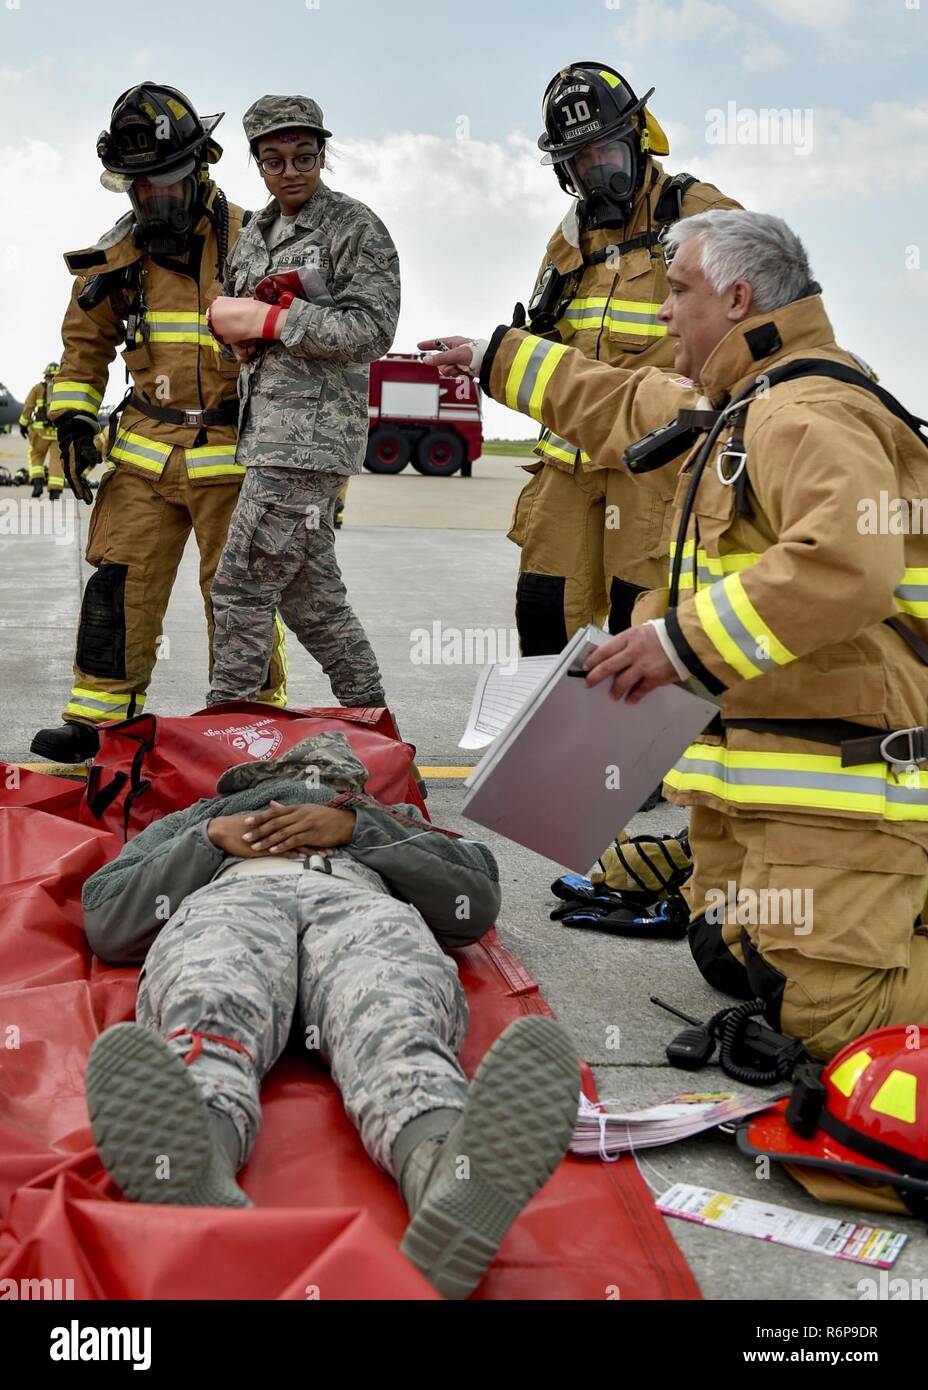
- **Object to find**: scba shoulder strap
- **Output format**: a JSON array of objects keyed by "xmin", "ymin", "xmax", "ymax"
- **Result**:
[{"xmin": 528, "ymin": 174, "xmax": 700, "ymax": 334}]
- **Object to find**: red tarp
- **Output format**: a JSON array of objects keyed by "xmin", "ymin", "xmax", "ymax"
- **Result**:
[{"xmin": 0, "ymin": 755, "xmax": 699, "ymax": 1301}]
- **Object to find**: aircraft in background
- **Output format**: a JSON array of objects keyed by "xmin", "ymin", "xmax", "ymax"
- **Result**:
[{"xmin": 0, "ymin": 382, "xmax": 24, "ymax": 432}]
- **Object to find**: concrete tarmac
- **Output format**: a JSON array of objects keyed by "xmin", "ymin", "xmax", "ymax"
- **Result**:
[{"xmin": 2, "ymin": 437, "xmax": 925, "ymax": 1301}]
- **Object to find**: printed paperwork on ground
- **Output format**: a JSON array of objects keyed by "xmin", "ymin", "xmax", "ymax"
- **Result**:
[
  {"xmin": 657, "ymin": 1185, "xmax": 908, "ymax": 1269},
  {"xmin": 571, "ymin": 1090, "xmax": 782, "ymax": 1159}
]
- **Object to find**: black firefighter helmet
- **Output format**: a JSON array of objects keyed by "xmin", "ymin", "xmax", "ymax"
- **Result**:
[
  {"xmin": 96, "ymin": 83, "xmax": 224, "ymax": 254},
  {"xmin": 538, "ymin": 63, "xmax": 669, "ymax": 229}
]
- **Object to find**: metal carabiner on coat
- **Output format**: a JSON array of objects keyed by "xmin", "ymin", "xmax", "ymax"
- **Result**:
[
  {"xmin": 880, "ymin": 727, "xmax": 928, "ymax": 767},
  {"xmin": 716, "ymin": 444, "xmax": 748, "ymax": 486}
]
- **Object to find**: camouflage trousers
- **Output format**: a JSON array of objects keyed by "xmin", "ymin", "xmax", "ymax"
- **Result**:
[
  {"xmin": 208, "ymin": 467, "xmax": 385, "ymax": 707},
  {"xmin": 135, "ymin": 867, "xmax": 469, "ymax": 1173}
]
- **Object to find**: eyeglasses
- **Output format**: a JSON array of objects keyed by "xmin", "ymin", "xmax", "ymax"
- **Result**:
[{"xmin": 257, "ymin": 152, "xmax": 320, "ymax": 176}]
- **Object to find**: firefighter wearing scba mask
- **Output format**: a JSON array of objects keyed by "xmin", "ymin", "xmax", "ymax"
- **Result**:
[
  {"xmin": 31, "ymin": 83, "xmax": 287, "ymax": 764},
  {"xmin": 511, "ymin": 63, "xmax": 741, "ymax": 656},
  {"xmin": 19, "ymin": 363, "xmax": 65, "ymax": 499}
]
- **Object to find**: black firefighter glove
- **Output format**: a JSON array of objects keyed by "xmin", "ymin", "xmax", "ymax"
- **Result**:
[
  {"xmin": 56, "ymin": 412, "xmax": 98, "ymax": 505},
  {"xmin": 19, "ymin": 424, "xmax": 28, "ymax": 439}
]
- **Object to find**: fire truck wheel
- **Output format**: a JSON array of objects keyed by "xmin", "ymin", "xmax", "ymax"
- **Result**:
[
  {"xmin": 364, "ymin": 429, "xmax": 412, "ymax": 474},
  {"xmin": 413, "ymin": 430, "xmax": 466, "ymax": 477}
]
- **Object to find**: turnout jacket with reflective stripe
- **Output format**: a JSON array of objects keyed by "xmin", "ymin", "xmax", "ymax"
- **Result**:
[
  {"xmin": 481, "ymin": 296, "xmax": 928, "ymax": 834},
  {"xmin": 19, "ymin": 381, "xmax": 57, "ymax": 439},
  {"xmin": 50, "ymin": 184, "xmax": 245, "ymax": 485},
  {"xmin": 528, "ymin": 166, "xmax": 739, "ymax": 588}
]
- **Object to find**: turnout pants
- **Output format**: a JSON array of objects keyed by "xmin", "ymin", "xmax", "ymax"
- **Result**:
[
  {"xmin": 64, "ymin": 453, "xmax": 287, "ymax": 727},
  {"xmin": 208, "ymin": 467, "xmax": 385, "ymax": 707},
  {"xmin": 685, "ymin": 805, "xmax": 928, "ymax": 1059},
  {"xmin": 507, "ymin": 460, "xmax": 668, "ymax": 655},
  {"xmin": 28, "ymin": 431, "xmax": 64, "ymax": 490},
  {"xmin": 136, "ymin": 867, "xmax": 469, "ymax": 1171}
]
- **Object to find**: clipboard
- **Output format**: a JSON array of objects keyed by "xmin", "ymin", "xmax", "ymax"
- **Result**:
[{"xmin": 461, "ymin": 625, "xmax": 719, "ymax": 872}]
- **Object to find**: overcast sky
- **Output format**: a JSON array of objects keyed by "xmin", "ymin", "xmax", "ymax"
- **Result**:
[{"xmin": 1, "ymin": 0, "xmax": 925, "ymax": 437}]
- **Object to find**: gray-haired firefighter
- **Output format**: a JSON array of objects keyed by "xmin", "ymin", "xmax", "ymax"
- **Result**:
[
  {"xmin": 512, "ymin": 63, "xmax": 740, "ymax": 657},
  {"xmin": 19, "ymin": 363, "xmax": 65, "ymax": 499},
  {"xmin": 30, "ymin": 82, "xmax": 286, "ymax": 764}
]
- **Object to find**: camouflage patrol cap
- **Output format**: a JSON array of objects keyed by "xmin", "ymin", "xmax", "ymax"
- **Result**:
[
  {"xmin": 216, "ymin": 731, "xmax": 368, "ymax": 796},
  {"xmin": 243, "ymin": 95, "xmax": 333, "ymax": 147}
]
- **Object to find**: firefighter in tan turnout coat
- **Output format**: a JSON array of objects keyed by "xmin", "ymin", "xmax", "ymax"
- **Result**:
[
  {"xmin": 31, "ymin": 83, "xmax": 286, "ymax": 764},
  {"xmin": 512, "ymin": 62, "xmax": 740, "ymax": 655},
  {"xmin": 425, "ymin": 210, "xmax": 928, "ymax": 1060}
]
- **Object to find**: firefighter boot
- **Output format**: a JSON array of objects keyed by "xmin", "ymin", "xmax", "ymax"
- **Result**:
[
  {"xmin": 398, "ymin": 1016, "xmax": 580, "ymax": 1299},
  {"xmin": 49, "ymin": 489, "xmax": 62, "ymax": 500},
  {"xmin": 30, "ymin": 478, "xmax": 44, "ymax": 499},
  {"xmin": 30, "ymin": 720, "xmax": 100, "ymax": 763}
]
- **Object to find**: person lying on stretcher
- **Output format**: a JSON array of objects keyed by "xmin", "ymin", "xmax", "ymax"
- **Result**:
[{"xmin": 81, "ymin": 732, "xmax": 579, "ymax": 1300}]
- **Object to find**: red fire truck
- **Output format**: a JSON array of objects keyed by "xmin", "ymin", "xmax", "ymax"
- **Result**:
[{"xmin": 365, "ymin": 354, "xmax": 483, "ymax": 477}]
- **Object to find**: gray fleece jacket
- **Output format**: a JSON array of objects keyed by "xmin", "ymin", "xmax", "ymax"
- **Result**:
[{"xmin": 82, "ymin": 776, "xmax": 501, "ymax": 967}]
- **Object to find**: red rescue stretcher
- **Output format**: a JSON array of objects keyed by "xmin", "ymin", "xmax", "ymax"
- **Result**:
[{"xmin": 0, "ymin": 708, "xmax": 699, "ymax": 1301}]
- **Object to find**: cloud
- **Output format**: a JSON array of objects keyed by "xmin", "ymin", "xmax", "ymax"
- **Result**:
[
  {"xmin": 615, "ymin": 0, "xmax": 789, "ymax": 72},
  {"xmin": 756, "ymin": 0, "xmax": 856, "ymax": 29},
  {"xmin": 671, "ymin": 99, "xmax": 928, "ymax": 207}
]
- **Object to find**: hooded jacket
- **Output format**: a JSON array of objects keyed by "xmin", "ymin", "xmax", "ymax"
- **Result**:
[{"xmin": 82, "ymin": 734, "xmax": 500, "ymax": 965}]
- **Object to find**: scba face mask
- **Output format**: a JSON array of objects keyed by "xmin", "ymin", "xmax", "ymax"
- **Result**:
[
  {"xmin": 129, "ymin": 163, "xmax": 200, "ymax": 254},
  {"xmin": 566, "ymin": 137, "xmax": 639, "ymax": 229}
]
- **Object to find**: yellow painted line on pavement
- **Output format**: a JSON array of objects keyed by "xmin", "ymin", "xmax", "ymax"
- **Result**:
[
  {"xmin": 7, "ymin": 761, "xmax": 89, "ymax": 778},
  {"xmin": 11, "ymin": 760, "xmax": 474, "ymax": 781}
]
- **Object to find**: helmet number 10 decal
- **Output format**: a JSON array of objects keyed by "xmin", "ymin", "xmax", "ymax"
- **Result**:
[{"xmin": 561, "ymin": 100, "xmax": 592, "ymax": 127}]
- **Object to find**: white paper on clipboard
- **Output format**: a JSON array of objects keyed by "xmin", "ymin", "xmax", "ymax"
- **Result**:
[{"xmin": 458, "ymin": 656, "xmax": 559, "ymax": 750}]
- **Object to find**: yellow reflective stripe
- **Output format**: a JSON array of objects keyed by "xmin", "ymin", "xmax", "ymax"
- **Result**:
[
  {"xmin": 110, "ymin": 430, "xmax": 171, "ymax": 475},
  {"xmin": 692, "ymin": 574, "xmax": 794, "ymax": 680},
  {"xmin": 64, "ymin": 689, "xmax": 147, "ymax": 722},
  {"xmin": 537, "ymin": 432, "xmax": 590, "ymax": 466},
  {"xmin": 692, "ymin": 584, "xmax": 759, "ymax": 679},
  {"xmin": 505, "ymin": 336, "xmax": 538, "ymax": 412},
  {"xmin": 608, "ymin": 319, "xmax": 668, "ymax": 338},
  {"xmin": 723, "ymin": 572, "xmax": 794, "ymax": 667},
  {"xmin": 895, "ymin": 567, "xmax": 928, "ymax": 618},
  {"xmin": 599, "ymin": 69, "xmax": 621, "ymax": 88},
  {"xmin": 669, "ymin": 543, "xmax": 764, "ymax": 592},
  {"xmin": 504, "ymin": 336, "xmax": 568, "ymax": 421},
  {"xmin": 665, "ymin": 743, "xmax": 928, "ymax": 821},
  {"xmin": 184, "ymin": 444, "xmax": 243, "ymax": 478},
  {"xmin": 49, "ymin": 380, "xmax": 102, "ymax": 414},
  {"xmin": 145, "ymin": 312, "xmax": 219, "ymax": 350}
]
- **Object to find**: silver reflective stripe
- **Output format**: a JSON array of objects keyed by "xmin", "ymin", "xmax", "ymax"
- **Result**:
[
  {"xmin": 70, "ymin": 695, "xmax": 133, "ymax": 716},
  {"xmin": 114, "ymin": 436, "xmax": 170, "ymax": 464},
  {"xmin": 896, "ymin": 583, "xmax": 928, "ymax": 603},
  {"xmin": 606, "ymin": 308, "xmax": 663, "ymax": 326},
  {"xmin": 672, "ymin": 754, "xmax": 888, "ymax": 798},
  {"xmin": 147, "ymin": 318, "xmax": 205, "ymax": 334},
  {"xmin": 515, "ymin": 340, "xmax": 557, "ymax": 417},
  {"xmin": 706, "ymin": 580, "xmax": 779, "ymax": 673}
]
